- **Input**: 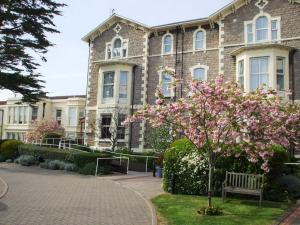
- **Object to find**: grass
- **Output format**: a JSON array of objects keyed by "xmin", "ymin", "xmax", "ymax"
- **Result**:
[{"xmin": 152, "ymin": 194, "xmax": 291, "ymax": 225}]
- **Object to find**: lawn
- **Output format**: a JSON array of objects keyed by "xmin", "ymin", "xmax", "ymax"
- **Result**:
[{"xmin": 152, "ymin": 194, "xmax": 291, "ymax": 225}]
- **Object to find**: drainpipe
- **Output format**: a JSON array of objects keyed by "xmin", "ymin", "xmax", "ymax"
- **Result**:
[
  {"xmin": 128, "ymin": 65, "xmax": 137, "ymax": 152},
  {"xmin": 83, "ymin": 40, "xmax": 92, "ymax": 145},
  {"xmin": 0, "ymin": 109, "xmax": 4, "ymax": 139}
]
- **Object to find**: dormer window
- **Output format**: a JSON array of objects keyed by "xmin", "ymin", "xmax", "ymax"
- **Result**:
[
  {"xmin": 162, "ymin": 34, "xmax": 173, "ymax": 54},
  {"xmin": 245, "ymin": 13, "xmax": 280, "ymax": 44},
  {"xmin": 106, "ymin": 36, "xmax": 128, "ymax": 60}
]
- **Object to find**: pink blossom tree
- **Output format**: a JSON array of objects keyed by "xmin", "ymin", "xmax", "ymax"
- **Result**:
[
  {"xmin": 124, "ymin": 71, "xmax": 291, "ymax": 208},
  {"xmin": 26, "ymin": 119, "xmax": 64, "ymax": 142}
]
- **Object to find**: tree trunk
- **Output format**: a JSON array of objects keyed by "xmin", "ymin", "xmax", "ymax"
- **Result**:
[{"xmin": 208, "ymin": 162, "xmax": 213, "ymax": 208}]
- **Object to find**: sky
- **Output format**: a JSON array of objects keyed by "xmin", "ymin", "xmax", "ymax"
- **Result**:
[{"xmin": 0, "ymin": 0, "xmax": 232, "ymax": 100}]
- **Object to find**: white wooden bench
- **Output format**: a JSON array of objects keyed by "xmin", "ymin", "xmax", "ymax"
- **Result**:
[{"xmin": 222, "ymin": 172, "xmax": 264, "ymax": 206}]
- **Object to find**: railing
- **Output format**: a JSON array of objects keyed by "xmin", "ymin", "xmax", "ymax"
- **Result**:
[
  {"xmin": 27, "ymin": 138, "xmax": 158, "ymax": 173},
  {"xmin": 95, "ymin": 157, "xmax": 130, "ymax": 176}
]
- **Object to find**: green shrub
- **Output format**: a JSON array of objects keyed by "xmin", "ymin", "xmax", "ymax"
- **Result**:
[
  {"xmin": 197, "ymin": 206, "xmax": 223, "ymax": 216},
  {"xmin": 64, "ymin": 163, "xmax": 77, "ymax": 171},
  {"xmin": 48, "ymin": 160, "xmax": 66, "ymax": 170},
  {"xmin": 163, "ymin": 138, "xmax": 208, "ymax": 195},
  {"xmin": 279, "ymin": 175, "xmax": 300, "ymax": 200},
  {"xmin": 0, "ymin": 140, "xmax": 23, "ymax": 160},
  {"xmin": 15, "ymin": 155, "xmax": 36, "ymax": 166},
  {"xmin": 18, "ymin": 144, "xmax": 78, "ymax": 162},
  {"xmin": 0, "ymin": 139, "xmax": 9, "ymax": 146},
  {"xmin": 78, "ymin": 162, "xmax": 97, "ymax": 175},
  {"xmin": 78, "ymin": 162, "xmax": 111, "ymax": 175},
  {"xmin": 73, "ymin": 152, "xmax": 112, "ymax": 168},
  {"xmin": 163, "ymin": 139, "xmax": 290, "ymax": 201},
  {"xmin": 71, "ymin": 144, "xmax": 92, "ymax": 152}
]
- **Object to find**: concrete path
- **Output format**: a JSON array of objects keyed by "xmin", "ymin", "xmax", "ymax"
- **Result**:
[{"xmin": 0, "ymin": 163, "xmax": 162, "ymax": 225}]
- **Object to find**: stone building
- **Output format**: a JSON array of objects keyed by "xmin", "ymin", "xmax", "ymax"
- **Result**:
[{"xmin": 82, "ymin": 0, "xmax": 300, "ymax": 152}]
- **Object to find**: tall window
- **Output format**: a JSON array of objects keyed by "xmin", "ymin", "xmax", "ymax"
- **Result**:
[
  {"xmin": 117, "ymin": 114, "xmax": 126, "ymax": 140},
  {"xmin": 163, "ymin": 35, "xmax": 172, "ymax": 54},
  {"xmin": 247, "ymin": 23, "xmax": 253, "ymax": 43},
  {"xmin": 14, "ymin": 107, "xmax": 18, "ymax": 124},
  {"xmin": 119, "ymin": 71, "xmax": 128, "ymax": 99},
  {"xmin": 195, "ymin": 31, "xmax": 204, "ymax": 50},
  {"xmin": 103, "ymin": 72, "xmax": 115, "ymax": 99},
  {"xmin": 101, "ymin": 115, "xmax": 112, "ymax": 139},
  {"xmin": 161, "ymin": 72, "xmax": 173, "ymax": 97},
  {"xmin": 68, "ymin": 107, "xmax": 77, "ymax": 126},
  {"xmin": 250, "ymin": 57, "xmax": 269, "ymax": 91},
  {"xmin": 194, "ymin": 68, "xmax": 206, "ymax": 81},
  {"xmin": 112, "ymin": 38, "xmax": 122, "ymax": 58},
  {"xmin": 238, "ymin": 60, "xmax": 244, "ymax": 89},
  {"xmin": 256, "ymin": 16, "xmax": 268, "ymax": 41},
  {"xmin": 276, "ymin": 57, "xmax": 285, "ymax": 91},
  {"xmin": 31, "ymin": 106, "xmax": 38, "ymax": 121},
  {"xmin": 271, "ymin": 20, "xmax": 278, "ymax": 40},
  {"xmin": 56, "ymin": 109, "xmax": 62, "ymax": 125},
  {"xmin": 8, "ymin": 107, "xmax": 13, "ymax": 124}
]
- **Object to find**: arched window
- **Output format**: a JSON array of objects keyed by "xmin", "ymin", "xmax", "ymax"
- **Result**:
[
  {"xmin": 194, "ymin": 68, "xmax": 206, "ymax": 80},
  {"xmin": 163, "ymin": 34, "xmax": 172, "ymax": 54},
  {"xmin": 256, "ymin": 16, "xmax": 268, "ymax": 41},
  {"xmin": 195, "ymin": 31, "xmax": 205, "ymax": 50},
  {"xmin": 112, "ymin": 38, "xmax": 122, "ymax": 57}
]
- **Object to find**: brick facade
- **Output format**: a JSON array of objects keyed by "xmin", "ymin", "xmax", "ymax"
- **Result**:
[{"xmin": 83, "ymin": 0, "xmax": 300, "ymax": 151}]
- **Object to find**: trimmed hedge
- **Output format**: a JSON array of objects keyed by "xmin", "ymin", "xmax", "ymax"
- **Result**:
[
  {"xmin": 18, "ymin": 144, "xmax": 112, "ymax": 170},
  {"xmin": 73, "ymin": 152, "xmax": 112, "ymax": 168},
  {"xmin": 18, "ymin": 144, "xmax": 77, "ymax": 162},
  {"xmin": 0, "ymin": 140, "xmax": 23, "ymax": 160}
]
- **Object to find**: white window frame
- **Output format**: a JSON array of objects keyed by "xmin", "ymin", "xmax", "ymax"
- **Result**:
[
  {"xmin": 98, "ymin": 65, "xmax": 133, "ymax": 106},
  {"xmin": 102, "ymin": 71, "xmax": 115, "ymax": 103},
  {"xmin": 105, "ymin": 35, "xmax": 129, "ymax": 60},
  {"xmin": 158, "ymin": 67, "xmax": 175, "ymax": 98},
  {"xmin": 161, "ymin": 32, "xmax": 174, "ymax": 55},
  {"xmin": 193, "ymin": 27, "xmax": 206, "ymax": 51},
  {"xmin": 189, "ymin": 64, "xmax": 209, "ymax": 81},
  {"xmin": 244, "ymin": 12, "xmax": 281, "ymax": 44},
  {"xmin": 235, "ymin": 48, "xmax": 289, "ymax": 96},
  {"xmin": 68, "ymin": 106, "xmax": 77, "ymax": 127}
]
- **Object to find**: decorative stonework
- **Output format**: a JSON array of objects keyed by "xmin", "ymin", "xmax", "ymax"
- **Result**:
[
  {"xmin": 113, "ymin": 24, "xmax": 122, "ymax": 34},
  {"xmin": 255, "ymin": 0, "xmax": 268, "ymax": 10}
]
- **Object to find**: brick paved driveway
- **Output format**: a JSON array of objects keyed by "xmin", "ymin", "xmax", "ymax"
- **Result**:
[{"xmin": 0, "ymin": 163, "xmax": 153, "ymax": 225}]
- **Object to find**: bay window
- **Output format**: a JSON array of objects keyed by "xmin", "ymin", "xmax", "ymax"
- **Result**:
[
  {"xmin": 100, "ymin": 66, "xmax": 132, "ymax": 105},
  {"xmin": 31, "ymin": 106, "xmax": 38, "ymax": 121},
  {"xmin": 250, "ymin": 57, "xmax": 269, "ymax": 91},
  {"xmin": 7, "ymin": 106, "xmax": 29, "ymax": 124}
]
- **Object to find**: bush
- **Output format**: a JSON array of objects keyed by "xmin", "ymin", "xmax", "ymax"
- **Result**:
[
  {"xmin": 18, "ymin": 144, "xmax": 78, "ymax": 162},
  {"xmin": 163, "ymin": 138, "xmax": 208, "ymax": 195},
  {"xmin": 78, "ymin": 162, "xmax": 97, "ymax": 175},
  {"xmin": 15, "ymin": 155, "xmax": 36, "ymax": 166},
  {"xmin": 0, "ymin": 140, "xmax": 23, "ymax": 160},
  {"xmin": 48, "ymin": 160, "xmax": 66, "ymax": 170},
  {"xmin": 71, "ymin": 144, "xmax": 92, "ymax": 152},
  {"xmin": 197, "ymin": 206, "xmax": 223, "ymax": 216},
  {"xmin": 64, "ymin": 163, "xmax": 76, "ymax": 171},
  {"xmin": 73, "ymin": 152, "xmax": 112, "ymax": 169},
  {"xmin": 279, "ymin": 175, "xmax": 300, "ymax": 200},
  {"xmin": 163, "ymin": 139, "xmax": 290, "ymax": 201}
]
